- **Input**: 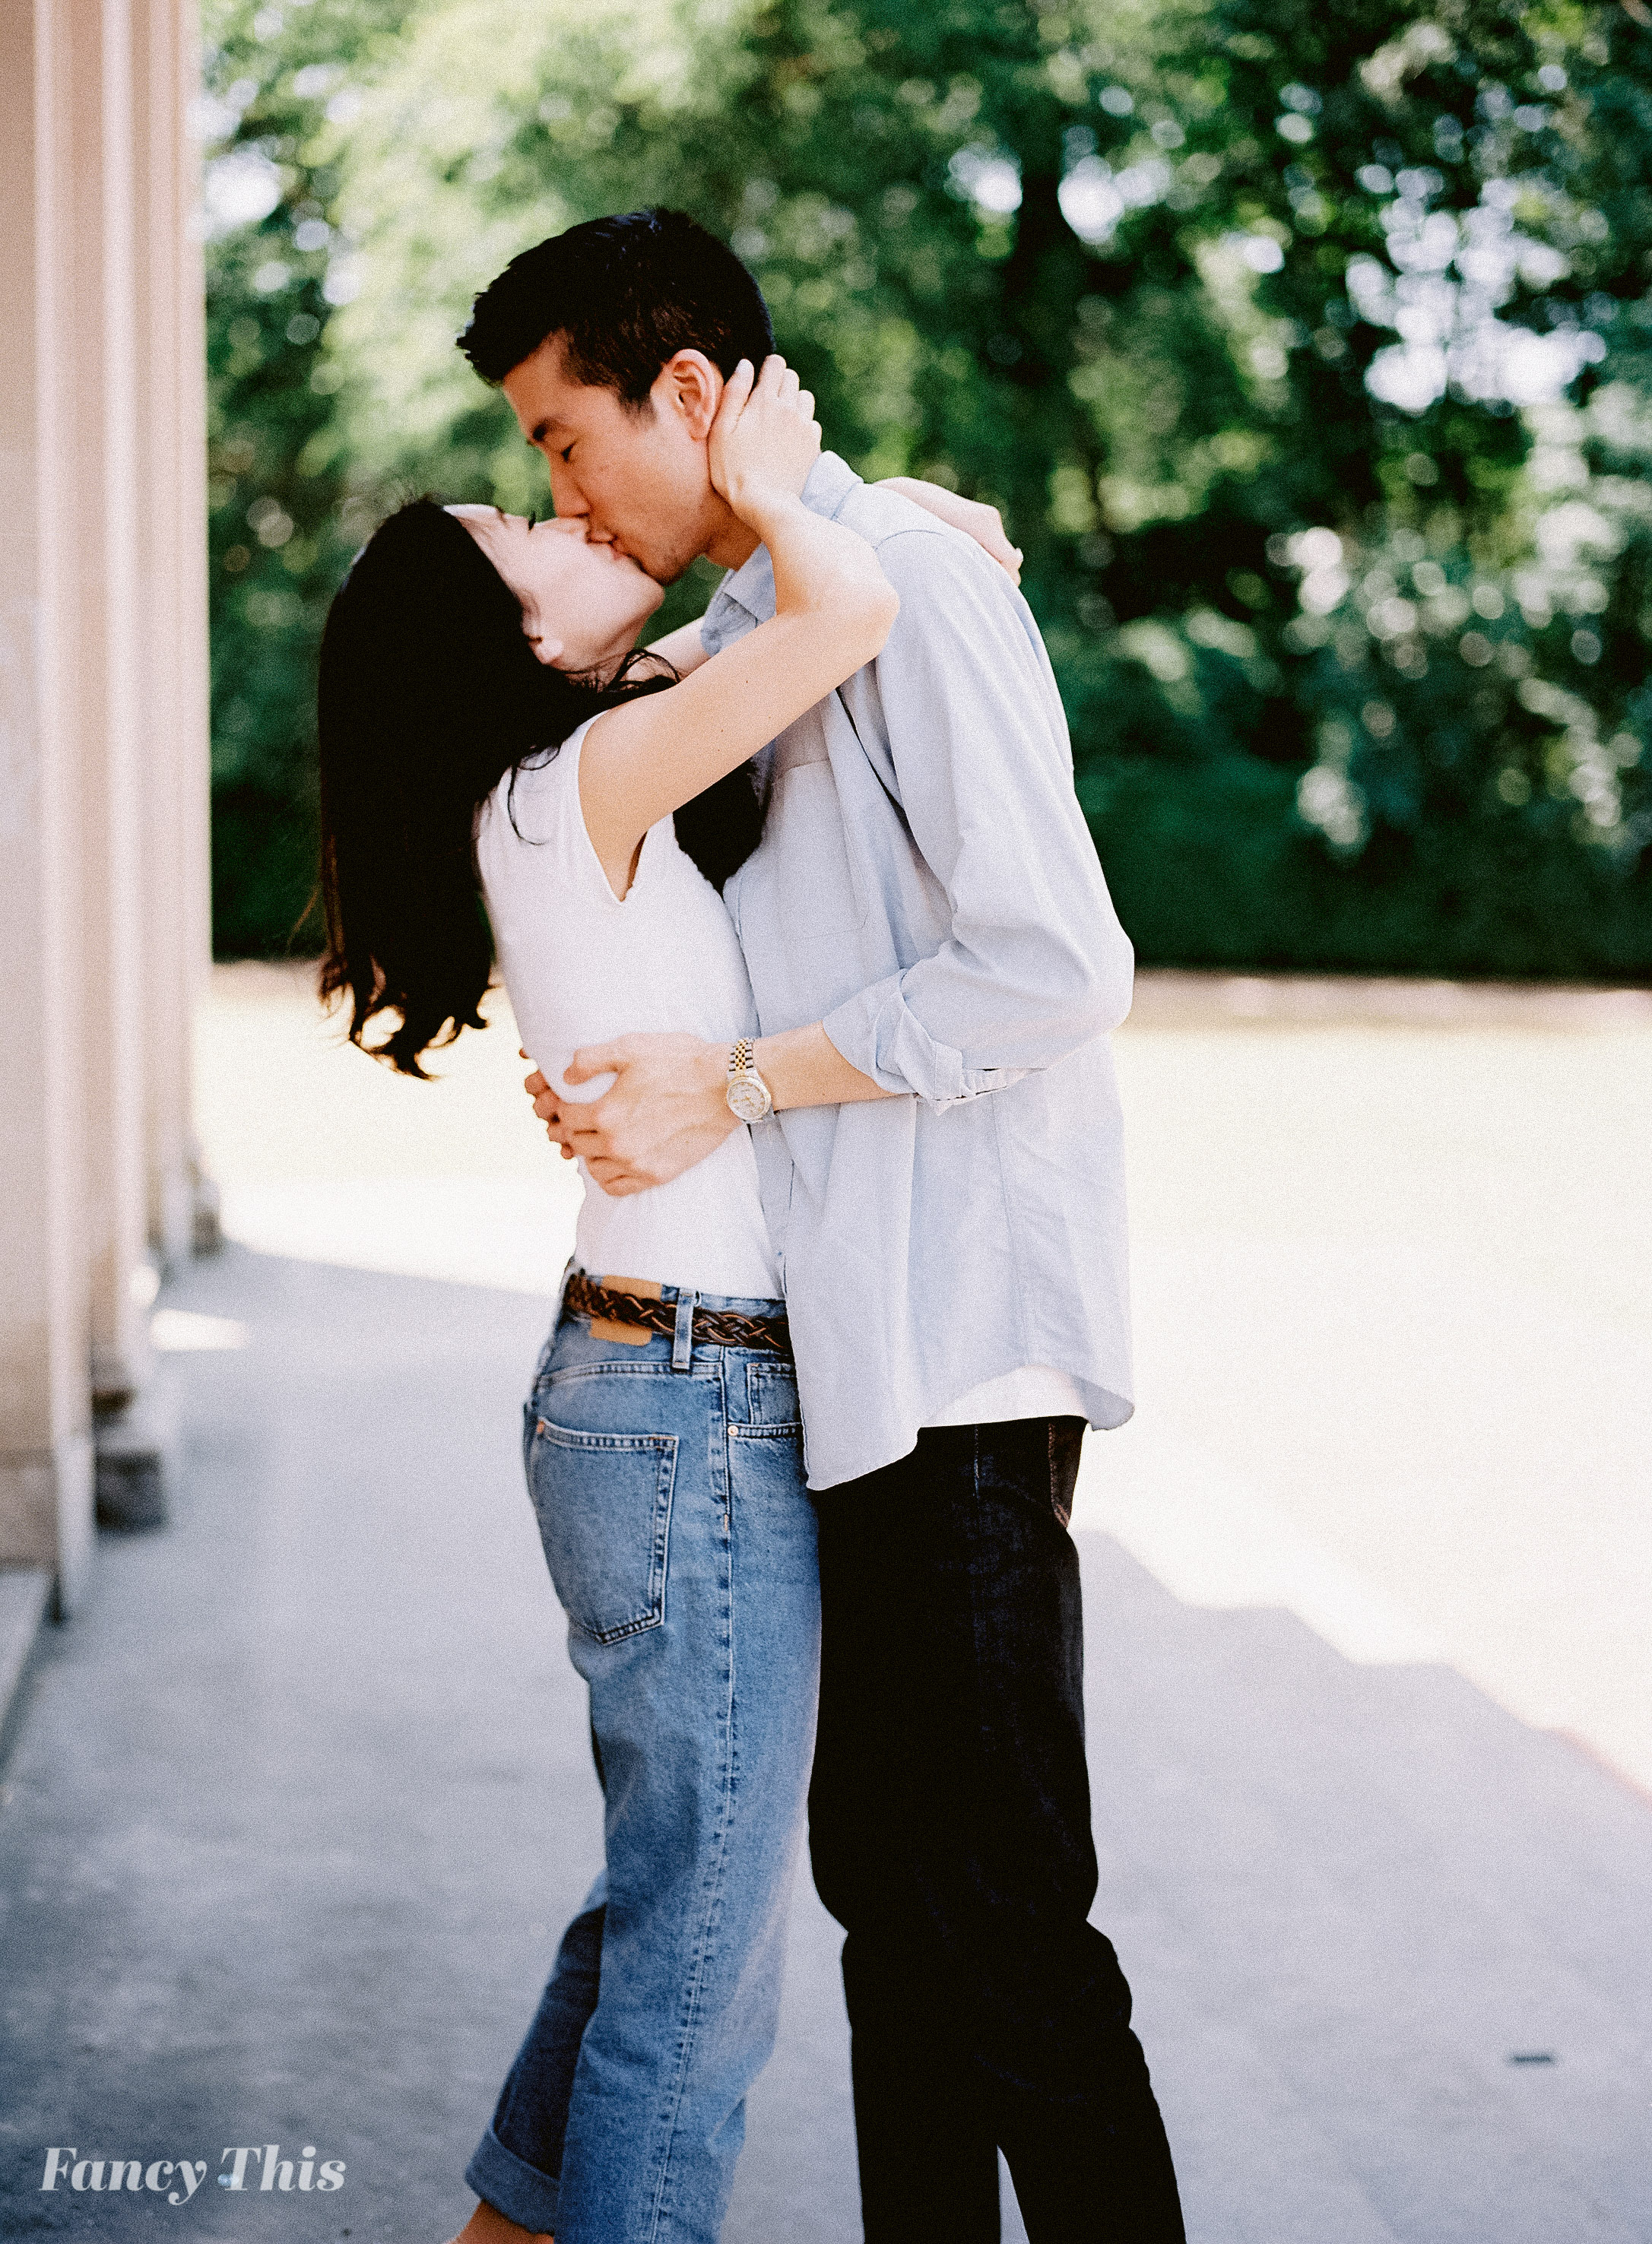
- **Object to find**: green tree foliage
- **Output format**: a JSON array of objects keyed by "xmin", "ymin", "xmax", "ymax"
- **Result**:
[
  {"xmin": 205, "ymin": 0, "xmax": 1652, "ymax": 972},
  {"xmin": 201, "ymin": 0, "xmax": 411, "ymax": 952}
]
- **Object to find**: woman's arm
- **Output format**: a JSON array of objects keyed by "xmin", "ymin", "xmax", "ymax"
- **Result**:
[
  {"xmin": 877, "ymin": 479, "xmax": 1023, "ymax": 584},
  {"xmin": 642, "ymin": 480, "xmax": 1019, "ymax": 683},
  {"xmin": 579, "ymin": 359, "xmax": 897, "ymax": 894}
]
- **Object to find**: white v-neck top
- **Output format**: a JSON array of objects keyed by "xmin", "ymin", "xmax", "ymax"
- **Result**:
[{"xmin": 474, "ymin": 718, "xmax": 781, "ymax": 1300}]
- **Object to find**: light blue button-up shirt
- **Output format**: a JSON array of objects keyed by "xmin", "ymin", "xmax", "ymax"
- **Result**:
[{"xmin": 703, "ymin": 453, "xmax": 1135, "ymax": 1489}]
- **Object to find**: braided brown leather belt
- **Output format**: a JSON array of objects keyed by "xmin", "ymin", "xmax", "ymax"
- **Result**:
[{"xmin": 564, "ymin": 1272, "xmax": 792, "ymax": 1355}]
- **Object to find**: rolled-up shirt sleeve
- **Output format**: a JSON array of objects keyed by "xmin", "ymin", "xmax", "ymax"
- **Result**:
[{"xmin": 820, "ymin": 529, "xmax": 1134, "ymax": 1106}]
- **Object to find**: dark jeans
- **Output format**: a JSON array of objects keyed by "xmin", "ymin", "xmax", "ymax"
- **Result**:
[{"xmin": 809, "ymin": 1417, "xmax": 1185, "ymax": 2243}]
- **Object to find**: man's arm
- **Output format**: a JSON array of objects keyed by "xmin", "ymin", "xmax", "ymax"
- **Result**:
[
  {"xmin": 818, "ymin": 526, "xmax": 1132, "ymax": 1106},
  {"xmin": 527, "ymin": 1023, "xmax": 886, "ymax": 1199}
]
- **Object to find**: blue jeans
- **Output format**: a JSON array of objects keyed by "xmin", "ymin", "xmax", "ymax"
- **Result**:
[{"xmin": 467, "ymin": 1290, "xmax": 820, "ymax": 2244}]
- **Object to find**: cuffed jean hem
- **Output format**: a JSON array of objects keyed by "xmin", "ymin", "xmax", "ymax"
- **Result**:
[{"xmin": 465, "ymin": 2125, "xmax": 562, "ymax": 2236}]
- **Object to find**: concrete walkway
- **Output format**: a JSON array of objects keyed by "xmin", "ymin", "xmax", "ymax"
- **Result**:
[{"xmin": 2, "ymin": 1237, "xmax": 1650, "ymax": 2241}]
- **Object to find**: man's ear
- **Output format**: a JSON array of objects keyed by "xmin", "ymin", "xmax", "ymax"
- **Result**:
[{"xmin": 655, "ymin": 350, "xmax": 722, "ymax": 442}]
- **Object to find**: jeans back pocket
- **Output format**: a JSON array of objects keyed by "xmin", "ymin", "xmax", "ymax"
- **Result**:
[{"xmin": 524, "ymin": 1411, "xmax": 678, "ymax": 1644}]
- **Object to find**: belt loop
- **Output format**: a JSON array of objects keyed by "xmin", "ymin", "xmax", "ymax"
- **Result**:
[{"xmin": 671, "ymin": 1290, "xmax": 698, "ymax": 1372}]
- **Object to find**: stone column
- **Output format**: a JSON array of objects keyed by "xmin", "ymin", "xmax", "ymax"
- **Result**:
[
  {"xmin": 135, "ymin": 0, "xmax": 216, "ymax": 1274},
  {"xmin": 2, "ymin": 0, "xmax": 209, "ymax": 1589},
  {"xmin": 0, "ymin": 0, "xmax": 95, "ymax": 1609},
  {"xmin": 70, "ymin": 0, "xmax": 155, "ymax": 1421}
]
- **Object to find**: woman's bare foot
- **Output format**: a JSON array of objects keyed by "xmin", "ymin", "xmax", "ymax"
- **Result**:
[{"xmin": 447, "ymin": 2197, "xmax": 552, "ymax": 2244}]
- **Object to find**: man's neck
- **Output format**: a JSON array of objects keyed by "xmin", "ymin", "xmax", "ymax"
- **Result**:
[
  {"xmin": 702, "ymin": 504, "xmax": 760, "ymax": 573},
  {"xmin": 705, "ymin": 515, "xmax": 763, "ymax": 569}
]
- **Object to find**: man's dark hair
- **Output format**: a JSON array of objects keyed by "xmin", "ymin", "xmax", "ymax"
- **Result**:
[{"xmin": 457, "ymin": 208, "xmax": 775, "ymax": 404}]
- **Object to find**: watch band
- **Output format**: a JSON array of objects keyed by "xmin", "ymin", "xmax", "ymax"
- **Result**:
[{"xmin": 725, "ymin": 1038, "xmax": 773, "ymax": 1121}]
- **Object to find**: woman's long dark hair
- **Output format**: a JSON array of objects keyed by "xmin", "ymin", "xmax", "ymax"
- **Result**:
[{"xmin": 316, "ymin": 498, "xmax": 759, "ymax": 1076}]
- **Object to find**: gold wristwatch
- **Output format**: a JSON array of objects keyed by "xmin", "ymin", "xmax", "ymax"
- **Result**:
[{"xmin": 725, "ymin": 1038, "xmax": 774, "ymax": 1124}]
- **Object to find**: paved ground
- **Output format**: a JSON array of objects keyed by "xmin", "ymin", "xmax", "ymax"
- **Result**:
[
  {"xmin": 2, "ymin": 968, "xmax": 1649, "ymax": 2239},
  {"xmin": 4, "ymin": 1243, "xmax": 1650, "ymax": 2242}
]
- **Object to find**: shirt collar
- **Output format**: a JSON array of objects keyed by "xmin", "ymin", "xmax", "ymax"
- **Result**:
[{"xmin": 701, "ymin": 452, "xmax": 862, "ymax": 653}]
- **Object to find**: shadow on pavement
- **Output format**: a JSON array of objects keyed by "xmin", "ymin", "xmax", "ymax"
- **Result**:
[{"xmin": 0, "ymin": 1246, "xmax": 1647, "ymax": 2242}]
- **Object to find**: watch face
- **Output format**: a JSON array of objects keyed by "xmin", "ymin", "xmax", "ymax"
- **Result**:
[{"xmin": 727, "ymin": 1076, "xmax": 772, "ymax": 1124}]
